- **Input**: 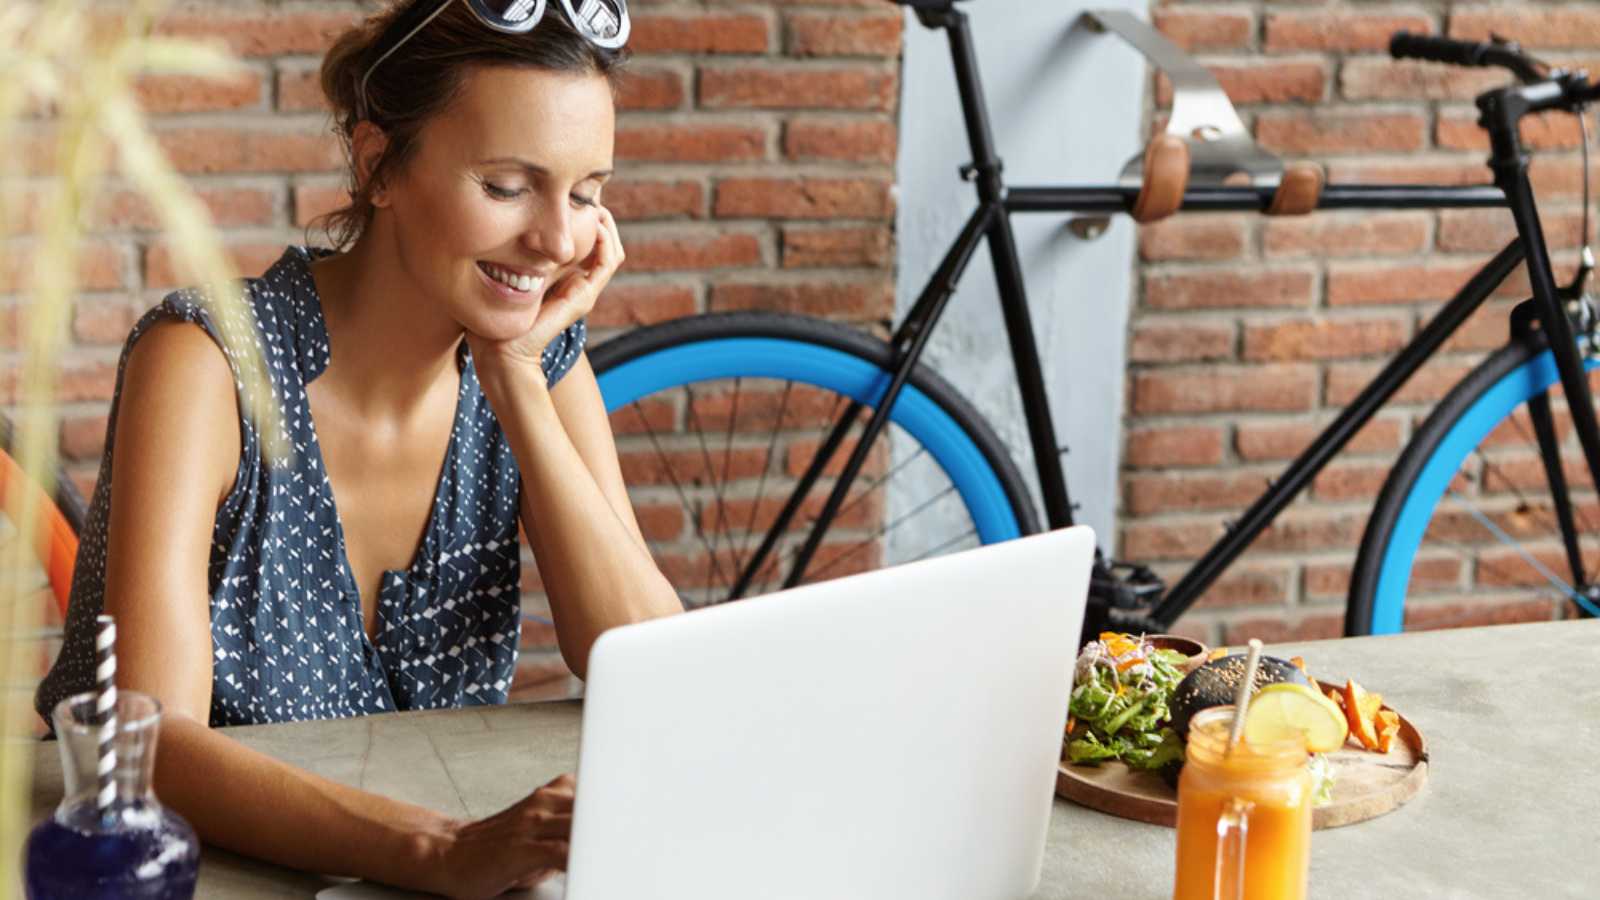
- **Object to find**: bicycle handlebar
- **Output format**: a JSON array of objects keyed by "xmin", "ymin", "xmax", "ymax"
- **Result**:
[{"xmin": 1389, "ymin": 31, "xmax": 1548, "ymax": 84}]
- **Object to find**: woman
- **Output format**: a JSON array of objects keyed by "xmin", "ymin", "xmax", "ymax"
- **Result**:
[{"xmin": 34, "ymin": 1, "xmax": 680, "ymax": 895}]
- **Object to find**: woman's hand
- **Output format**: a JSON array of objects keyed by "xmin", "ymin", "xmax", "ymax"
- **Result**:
[
  {"xmin": 425, "ymin": 773, "xmax": 576, "ymax": 900},
  {"xmin": 467, "ymin": 206, "xmax": 623, "ymax": 381}
]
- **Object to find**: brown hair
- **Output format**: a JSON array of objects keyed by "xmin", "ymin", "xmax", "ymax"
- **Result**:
[{"xmin": 312, "ymin": 1, "xmax": 629, "ymax": 250}]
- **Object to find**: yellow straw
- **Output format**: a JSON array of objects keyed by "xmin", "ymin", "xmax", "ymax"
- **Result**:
[{"xmin": 1226, "ymin": 638, "xmax": 1263, "ymax": 752}]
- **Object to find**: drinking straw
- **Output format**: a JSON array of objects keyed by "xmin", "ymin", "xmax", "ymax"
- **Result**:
[
  {"xmin": 1226, "ymin": 638, "xmax": 1263, "ymax": 752},
  {"xmin": 94, "ymin": 614, "xmax": 118, "ymax": 818}
]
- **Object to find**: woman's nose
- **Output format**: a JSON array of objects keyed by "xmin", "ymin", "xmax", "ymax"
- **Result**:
[{"xmin": 524, "ymin": 201, "xmax": 576, "ymax": 266}]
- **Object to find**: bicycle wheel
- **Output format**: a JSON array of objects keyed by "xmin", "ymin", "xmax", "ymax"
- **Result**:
[
  {"xmin": 1349, "ymin": 335, "xmax": 1600, "ymax": 634},
  {"xmin": 590, "ymin": 312, "xmax": 1039, "ymax": 604}
]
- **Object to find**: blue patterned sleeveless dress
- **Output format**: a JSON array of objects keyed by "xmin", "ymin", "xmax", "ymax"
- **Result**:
[{"xmin": 36, "ymin": 245, "xmax": 586, "ymax": 728}]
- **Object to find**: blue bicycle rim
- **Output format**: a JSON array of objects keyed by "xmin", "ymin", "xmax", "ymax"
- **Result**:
[
  {"xmin": 1372, "ymin": 350, "xmax": 1600, "ymax": 633},
  {"xmin": 595, "ymin": 337, "xmax": 1023, "ymax": 545}
]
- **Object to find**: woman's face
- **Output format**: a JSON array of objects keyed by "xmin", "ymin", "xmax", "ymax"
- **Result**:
[{"xmin": 380, "ymin": 65, "xmax": 615, "ymax": 342}]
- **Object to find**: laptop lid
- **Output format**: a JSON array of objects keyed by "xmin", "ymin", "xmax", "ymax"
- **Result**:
[{"xmin": 564, "ymin": 525, "xmax": 1094, "ymax": 900}]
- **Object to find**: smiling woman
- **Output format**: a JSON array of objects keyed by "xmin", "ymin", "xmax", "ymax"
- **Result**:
[{"xmin": 28, "ymin": 2, "xmax": 680, "ymax": 897}]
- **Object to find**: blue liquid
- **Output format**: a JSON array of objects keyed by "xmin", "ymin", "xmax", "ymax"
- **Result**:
[{"xmin": 24, "ymin": 798, "xmax": 199, "ymax": 900}]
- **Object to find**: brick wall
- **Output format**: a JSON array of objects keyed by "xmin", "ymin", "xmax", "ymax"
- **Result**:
[
  {"xmin": 3, "ymin": 0, "xmax": 903, "ymax": 701},
  {"xmin": 1127, "ymin": 1, "xmax": 1600, "ymax": 645}
]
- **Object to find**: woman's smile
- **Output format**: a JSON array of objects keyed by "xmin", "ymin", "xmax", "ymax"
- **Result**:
[{"xmin": 476, "ymin": 259, "xmax": 548, "ymax": 303}]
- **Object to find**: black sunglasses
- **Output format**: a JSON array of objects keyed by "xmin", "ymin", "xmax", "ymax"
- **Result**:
[{"xmin": 357, "ymin": 0, "xmax": 630, "ymax": 120}]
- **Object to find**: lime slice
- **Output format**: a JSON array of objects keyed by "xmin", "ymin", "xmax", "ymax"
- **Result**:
[{"xmin": 1245, "ymin": 682, "xmax": 1349, "ymax": 753}]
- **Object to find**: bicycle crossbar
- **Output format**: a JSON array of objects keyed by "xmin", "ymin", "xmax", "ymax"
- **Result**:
[{"xmin": 1004, "ymin": 184, "xmax": 1509, "ymax": 214}]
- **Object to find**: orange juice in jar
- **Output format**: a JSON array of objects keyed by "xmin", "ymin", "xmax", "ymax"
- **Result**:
[{"xmin": 1173, "ymin": 707, "xmax": 1312, "ymax": 900}]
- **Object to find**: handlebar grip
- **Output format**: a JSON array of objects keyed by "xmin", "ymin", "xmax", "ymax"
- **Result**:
[{"xmin": 1389, "ymin": 31, "xmax": 1494, "ymax": 66}]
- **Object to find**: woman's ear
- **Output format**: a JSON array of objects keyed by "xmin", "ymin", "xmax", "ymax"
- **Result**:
[{"xmin": 351, "ymin": 120, "xmax": 392, "ymax": 207}]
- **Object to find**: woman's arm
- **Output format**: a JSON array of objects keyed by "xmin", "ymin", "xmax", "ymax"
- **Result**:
[
  {"xmin": 480, "ymin": 351, "xmax": 682, "ymax": 679},
  {"xmin": 105, "ymin": 322, "xmax": 566, "ymax": 900}
]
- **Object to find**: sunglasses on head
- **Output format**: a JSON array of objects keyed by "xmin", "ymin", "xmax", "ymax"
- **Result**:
[{"xmin": 358, "ymin": 0, "xmax": 630, "ymax": 120}]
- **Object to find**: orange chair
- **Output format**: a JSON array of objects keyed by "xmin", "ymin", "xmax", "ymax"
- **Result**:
[{"xmin": 0, "ymin": 417, "xmax": 85, "ymax": 621}]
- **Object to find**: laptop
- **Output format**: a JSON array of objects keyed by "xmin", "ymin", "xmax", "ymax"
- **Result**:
[{"xmin": 321, "ymin": 525, "xmax": 1094, "ymax": 900}]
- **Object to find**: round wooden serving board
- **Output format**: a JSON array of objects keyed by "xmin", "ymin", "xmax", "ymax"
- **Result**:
[{"xmin": 1055, "ymin": 678, "xmax": 1429, "ymax": 830}]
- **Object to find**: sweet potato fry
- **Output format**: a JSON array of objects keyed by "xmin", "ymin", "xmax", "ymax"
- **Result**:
[
  {"xmin": 1343, "ymin": 679, "xmax": 1384, "ymax": 751},
  {"xmin": 1375, "ymin": 709, "xmax": 1400, "ymax": 754}
]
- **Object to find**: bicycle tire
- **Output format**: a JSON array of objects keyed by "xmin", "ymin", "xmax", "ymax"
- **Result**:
[
  {"xmin": 590, "ymin": 312, "xmax": 1040, "ymax": 600},
  {"xmin": 1349, "ymin": 336, "xmax": 1600, "ymax": 634}
]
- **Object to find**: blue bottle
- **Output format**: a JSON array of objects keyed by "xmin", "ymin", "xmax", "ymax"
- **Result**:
[{"xmin": 25, "ymin": 690, "xmax": 200, "ymax": 899}]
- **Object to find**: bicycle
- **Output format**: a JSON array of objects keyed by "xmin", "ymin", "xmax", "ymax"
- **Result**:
[{"xmin": 590, "ymin": 0, "xmax": 1600, "ymax": 642}]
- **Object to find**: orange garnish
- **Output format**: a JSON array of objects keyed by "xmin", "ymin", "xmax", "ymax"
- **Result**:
[
  {"xmin": 1343, "ymin": 679, "xmax": 1384, "ymax": 751},
  {"xmin": 1290, "ymin": 656, "xmax": 1309, "ymax": 676},
  {"xmin": 1375, "ymin": 709, "xmax": 1400, "ymax": 754}
]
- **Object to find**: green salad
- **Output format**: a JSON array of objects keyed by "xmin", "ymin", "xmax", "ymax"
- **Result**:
[{"xmin": 1065, "ymin": 633, "xmax": 1186, "ymax": 771}]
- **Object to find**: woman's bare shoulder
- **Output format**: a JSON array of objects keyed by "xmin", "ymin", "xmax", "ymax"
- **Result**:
[{"xmin": 118, "ymin": 318, "xmax": 242, "ymax": 503}]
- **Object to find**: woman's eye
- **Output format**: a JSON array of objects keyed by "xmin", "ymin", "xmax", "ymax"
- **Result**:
[
  {"xmin": 483, "ymin": 182, "xmax": 525, "ymax": 200},
  {"xmin": 571, "ymin": 193, "xmax": 598, "ymax": 208}
]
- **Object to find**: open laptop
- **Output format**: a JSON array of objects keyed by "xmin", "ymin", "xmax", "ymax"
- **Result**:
[{"xmin": 321, "ymin": 525, "xmax": 1094, "ymax": 900}]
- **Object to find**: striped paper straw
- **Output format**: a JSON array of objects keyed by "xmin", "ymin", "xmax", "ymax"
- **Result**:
[{"xmin": 94, "ymin": 614, "xmax": 118, "ymax": 817}]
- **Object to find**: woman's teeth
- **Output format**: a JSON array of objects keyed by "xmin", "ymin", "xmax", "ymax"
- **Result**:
[{"xmin": 481, "ymin": 262, "xmax": 541, "ymax": 294}]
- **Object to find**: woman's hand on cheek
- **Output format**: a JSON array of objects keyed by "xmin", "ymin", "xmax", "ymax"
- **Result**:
[{"xmin": 467, "ymin": 206, "xmax": 622, "ymax": 382}]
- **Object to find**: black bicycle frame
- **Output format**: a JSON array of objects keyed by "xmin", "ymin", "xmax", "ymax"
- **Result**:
[{"xmin": 737, "ymin": 2, "xmax": 1600, "ymax": 637}]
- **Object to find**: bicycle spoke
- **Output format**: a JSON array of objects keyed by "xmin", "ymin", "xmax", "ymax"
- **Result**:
[
  {"xmin": 682, "ymin": 384, "xmax": 736, "ymax": 594},
  {"xmin": 794, "ymin": 483, "xmax": 961, "ymax": 584},
  {"xmin": 1503, "ymin": 408, "xmax": 1600, "ymax": 576},
  {"xmin": 732, "ymin": 377, "xmax": 793, "ymax": 573},
  {"xmin": 630, "ymin": 401, "xmax": 731, "ymax": 596},
  {"xmin": 903, "ymin": 525, "xmax": 980, "ymax": 566},
  {"xmin": 709, "ymin": 377, "xmax": 742, "ymax": 577},
  {"xmin": 1443, "ymin": 489, "xmax": 1597, "ymax": 612}
]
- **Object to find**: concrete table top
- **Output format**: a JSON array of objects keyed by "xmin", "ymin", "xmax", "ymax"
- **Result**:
[{"xmin": 28, "ymin": 618, "xmax": 1600, "ymax": 898}]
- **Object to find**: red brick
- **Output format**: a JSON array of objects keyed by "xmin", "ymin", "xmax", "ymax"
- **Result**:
[
  {"xmin": 617, "ymin": 124, "xmax": 767, "ymax": 163},
  {"xmin": 1262, "ymin": 212, "xmax": 1430, "ymax": 260},
  {"xmin": 1339, "ymin": 60, "xmax": 1505, "ymax": 102},
  {"xmin": 608, "ymin": 398, "xmax": 678, "ymax": 436},
  {"xmin": 699, "ymin": 64, "xmax": 896, "ymax": 111},
  {"xmin": 1437, "ymin": 207, "xmax": 1585, "ymax": 254},
  {"xmin": 1235, "ymin": 417, "xmax": 1405, "ymax": 463},
  {"xmin": 1326, "ymin": 260, "xmax": 1490, "ymax": 306},
  {"xmin": 785, "ymin": 11, "xmax": 903, "ymax": 57},
  {"xmin": 1437, "ymin": 110, "xmax": 1584, "ymax": 152},
  {"xmin": 143, "ymin": 241, "xmax": 288, "ymax": 290},
  {"xmin": 1222, "ymin": 613, "xmax": 1344, "ymax": 645},
  {"xmin": 1124, "ymin": 425, "xmax": 1226, "ymax": 469},
  {"xmin": 1449, "ymin": 8, "xmax": 1600, "ymax": 49},
  {"xmin": 1156, "ymin": 61, "xmax": 1325, "ymax": 107},
  {"xmin": 616, "ymin": 67, "xmax": 687, "ymax": 111},
  {"xmin": 1242, "ymin": 316, "xmax": 1409, "ymax": 362},
  {"xmin": 0, "ymin": 305, "xmax": 21, "ymax": 350},
  {"xmin": 1403, "ymin": 597, "xmax": 1559, "ymax": 631},
  {"xmin": 155, "ymin": 127, "xmax": 343, "ymax": 175},
  {"xmin": 508, "ymin": 654, "xmax": 574, "ymax": 703},
  {"xmin": 783, "ymin": 117, "xmax": 896, "ymax": 164},
  {"xmin": 56, "ymin": 356, "xmax": 120, "ymax": 403},
  {"xmin": 135, "ymin": 70, "xmax": 264, "ymax": 114},
  {"xmin": 294, "ymin": 182, "xmax": 348, "ymax": 229},
  {"xmin": 1310, "ymin": 462, "xmax": 1393, "ymax": 503},
  {"xmin": 72, "ymin": 297, "xmax": 150, "ymax": 346},
  {"xmin": 1250, "ymin": 511, "xmax": 1367, "ymax": 554},
  {"xmin": 1439, "ymin": 299, "xmax": 1519, "ymax": 353},
  {"xmin": 0, "ymin": 240, "xmax": 127, "ymax": 294},
  {"xmin": 1325, "ymin": 158, "xmax": 1492, "ymax": 187},
  {"xmin": 1118, "ymin": 518, "xmax": 1222, "ymax": 561},
  {"xmin": 1129, "ymin": 320, "xmax": 1235, "ymax": 363},
  {"xmin": 1153, "ymin": 9, "xmax": 1253, "ymax": 51},
  {"xmin": 1124, "ymin": 470, "xmax": 1273, "ymax": 515},
  {"xmin": 624, "ymin": 232, "xmax": 763, "ymax": 272},
  {"xmin": 590, "ymin": 282, "xmax": 698, "ymax": 328},
  {"xmin": 618, "ymin": 446, "xmax": 770, "ymax": 485},
  {"xmin": 604, "ymin": 179, "xmax": 705, "ymax": 222},
  {"xmin": 275, "ymin": 65, "xmax": 325, "ymax": 113},
  {"xmin": 1256, "ymin": 111, "xmax": 1426, "ymax": 154},
  {"xmin": 1144, "ymin": 268, "xmax": 1315, "ymax": 311},
  {"xmin": 780, "ymin": 226, "xmax": 892, "ymax": 268},
  {"xmin": 89, "ymin": 186, "xmax": 278, "ymax": 232},
  {"xmin": 678, "ymin": 385, "xmax": 850, "ymax": 432},
  {"xmin": 1131, "ymin": 365, "xmax": 1317, "ymax": 414},
  {"xmin": 631, "ymin": 13, "xmax": 770, "ymax": 53},
  {"xmin": 1137, "ymin": 215, "xmax": 1249, "ymax": 262},
  {"xmin": 1324, "ymin": 359, "xmax": 1477, "ymax": 406},
  {"xmin": 1263, "ymin": 11, "xmax": 1433, "ymax": 53},
  {"xmin": 716, "ymin": 178, "xmax": 892, "ymax": 219},
  {"xmin": 701, "ymin": 489, "xmax": 883, "ymax": 535},
  {"xmin": 153, "ymin": 10, "xmax": 363, "ymax": 57},
  {"xmin": 783, "ymin": 436, "xmax": 889, "ymax": 478},
  {"xmin": 58, "ymin": 414, "xmax": 109, "ymax": 463},
  {"xmin": 709, "ymin": 278, "xmax": 893, "ymax": 319},
  {"xmin": 1191, "ymin": 564, "xmax": 1294, "ymax": 610}
]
